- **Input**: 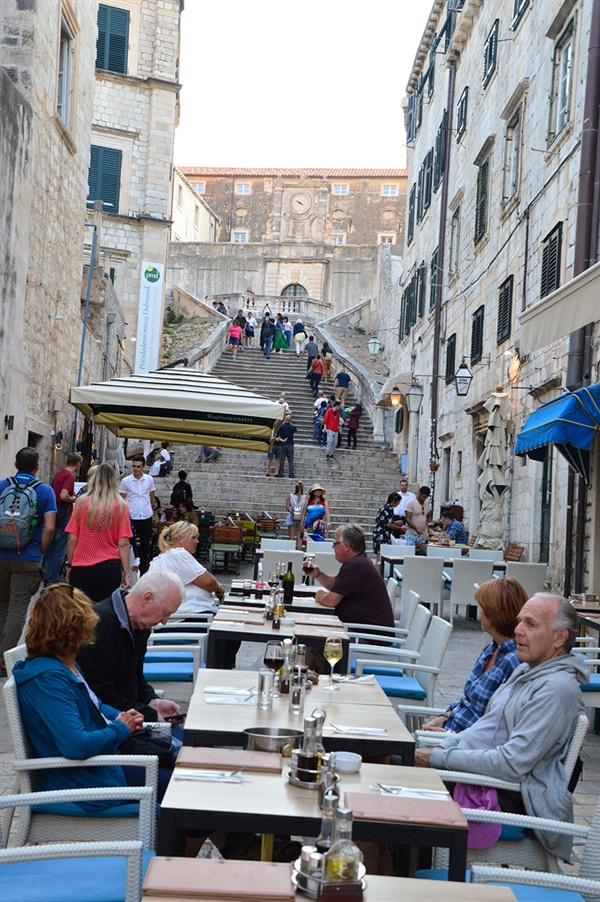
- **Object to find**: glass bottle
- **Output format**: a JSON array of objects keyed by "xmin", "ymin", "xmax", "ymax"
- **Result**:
[
  {"xmin": 312, "ymin": 707, "xmax": 326, "ymax": 762},
  {"xmin": 297, "ymin": 715, "xmax": 320, "ymax": 782},
  {"xmin": 282, "ymin": 559, "xmax": 295, "ymax": 605},
  {"xmin": 315, "ymin": 787, "xmax": 338, "ymax": 853},
  {"xmin": 319, "ymin": 752, "xmax": 339, "ymax": 808},
  {"xmin": 280, "ymin": 638, "xmax": 293, "ymax": 694},
  {"xmin": 325, "ymin": 808, "xmax": 363, "ymax": 882}
]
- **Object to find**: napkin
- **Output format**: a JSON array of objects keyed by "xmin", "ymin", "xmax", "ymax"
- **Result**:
[
  {"xmin": 376, "ymin": 785, "xmax": 450, "ymax": 799},
  {"xmin": 204, "ymin": 696, "xmax": 256, "ymax": 706},
  {"xmin": 143, "ymin": 858, "xmax": 295, "ymax": 900},
  {"xmin": 329, "ymin": 723, "xmax": 388, "ymax": 735},
  {"xmin": 332, "ymin": 675, "xmax": 376, "ymax": 684},
  {"xmin": 177, "ymin": 748, "xmax": 283, "ymax": 774},
  {"xmin": 173, "ymin": 768, "xmax": 244, "ymax": 783},
  {"xmin": 203, "ymin": 686, "xmax": 253, "ymax": 695}
]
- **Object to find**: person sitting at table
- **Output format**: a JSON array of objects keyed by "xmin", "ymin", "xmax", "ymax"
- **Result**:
[
  {"xmin": 415, "ymin": 595, "xmax": 588, "ymax": 860},
  {"xmin": 421, "ymin": 578, "xmax": 527, "ymax": 732},
  {"xmin": 148, "ymin": 520, "xmax": 224, "ymax": 615},
  {"xmin": 13, "ymin": 583, "xmax": 146, "ymax": 812},
  {"xmin": 306, "ymin": 524, "xmax": 394, "ymax": 628},
  {"xmin": 438, "ymin": 510, "xmax": 467, "ymax": 545}
]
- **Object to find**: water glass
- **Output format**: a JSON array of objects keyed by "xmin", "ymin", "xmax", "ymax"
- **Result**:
[
  {"xmin": 288, "ymin": 666, "xmax": 306, "ymax": 715},
  {"xmin": 258, "ymin": 668, "xmax": 275, "ymax": 710}
]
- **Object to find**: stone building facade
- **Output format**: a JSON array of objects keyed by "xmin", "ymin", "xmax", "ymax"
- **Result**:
[
  {"xmin": 168, "ymin": 168, "xmax": 407, "ymax": 322},
  {"xmin": 0, "ymin": 0, "xmax": 107, "ymax": 478},
  {"xmin": 387, "ymin": 0, "xmax": 600, "ymax": 594},
  {"xmin": 171, "ymin": 168, "xmax": 220, "ymax": 243},
  {"xmin": 89, "ymin": 0, "xmax": 182, "ymax": 371}
]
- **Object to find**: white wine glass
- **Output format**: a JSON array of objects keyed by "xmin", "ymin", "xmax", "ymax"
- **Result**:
[{"xmin": 322, "ymin": 635, "xmax": 342, "ymax": 691}]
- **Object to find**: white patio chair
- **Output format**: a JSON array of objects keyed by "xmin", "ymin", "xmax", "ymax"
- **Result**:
[
  {"xmin": 427, "ymin": 545, "xmax": 462, "ymax": 559},
  {"xmin": 357, "ymin": 615, "xmax": 452, "ymax": 704},
  {"xmin": 397, "ymin": 589, "xmax": 421, "ymax": 631},
  {"xmin": 3, "ymin": 677, "xmax": 159, "ymax": 848},
  {"xmin": 400, "ymin": 556, "xmax": 445, "ymax": 617},
  {"xmin": 379, "ymin": 542, "xmax": 414, "ymax": 579},
  {"xmin": 443, "ymin": 559, "xmax": 494, "ymax": 623},
  {"xmin": 0, "ymin": 790, "xmax": 154, "ymax": 902},
  {"xmin": 469, "ymin": 549, "xmax": 501, "ymax": 562},
  {"xmin": 260, "ymin": 549, "xmax": 305, "ymax": 582},
  {"xmin": 3, "ymin": 643, "xmax": 27, "ymax": 676},
  {"xmin": 346, "ymin": 604, "xmax": 432, "ymax": 673},
  {"xmin": 430, "ymin": 714, "xmax": 589, "ymax": 873},
  {"xmin": 314, "ymin": 551, "xmax": 340, "ymax": 577},
  {"xmin": 143, "ymin": 638, "xmax": 203, "ymax": 704},
  {"xmin": 503, "ymin": 562, "xmax": 547, "ymax": 597},
  {"xmin": 385, "ymin": 576, "xmax": 398, "ymax": 601},
  {"xmin": 306, "ymin": 537, "xmax": 334, "ymax": 552},
  {"xmin": 470, "ymin": 798, "xmax": 600, "ymax": 899},
  {"xmin": 259, "ymin": 538, "xmax": 296, "ymax": 551}
]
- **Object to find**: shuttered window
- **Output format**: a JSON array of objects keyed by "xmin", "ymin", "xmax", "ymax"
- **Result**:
[
  {"xmin": 434, "ymin": 111, "xmax": 447, "ymax": 191},
  {"xmin": 445, "ymin": 334, "xmax": 457, "ymax": 383},
  {"xmin": 512, "ymin": 0, "xmax": 529, "ymax": 28},
  {"xmin": 483, "ymin": 19, "xmax": 499, "ymax": 87},
  {"xmin": 540, "ymin": 223, "xmax": 562, "ymax": 298},
  {"xmin": 96, "ymin": 4, "xmax": 129, "ymax": 74},
  {"xmin": 471, "ymin": 306, "xmax": 485, "ymax": 363},
  {"xmin": 497, "ymin": 276, "xmax": 513, "ymax": 344},
  {"xmin": 474, "ymin": 156, "xmax": 490, "ymax": 245},
  {"xmin": 456, "ymin": 87, "xmax": 468, "ymax": 140},
  {"xmin": 430, "ymin": 247, "xmax": 439, "ymax": 312},
  {"xmin": 87, "ymin": 145, "xmax": 122, "ymax": 213},
  {"xmin": 417, "ymin": 262, "xmax": 426, "ymax": 319},
  {"xmin": 423, "ymin": 149, "xmax": 433, "ymax": 212},
  {"xmin": 407, "ymin": 184, "xmax": 416, "ymax": 245}
]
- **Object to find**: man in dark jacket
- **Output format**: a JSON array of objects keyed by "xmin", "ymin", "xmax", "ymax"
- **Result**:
[
  {"xmin": 261, "ymin": 316, "xmax": 276, "ymax": 359},
  {"xmin": 77, "ymin": 570, "xmax": 184, "ymax": 721}
]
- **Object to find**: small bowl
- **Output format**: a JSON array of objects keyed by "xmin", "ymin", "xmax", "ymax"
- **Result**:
[{"xmin": 335, "ymin": 752, "xmax": 362, "ymax": 774}]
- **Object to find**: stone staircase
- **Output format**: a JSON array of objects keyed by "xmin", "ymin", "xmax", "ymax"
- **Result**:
[{"xmin": 162, "ymin": 346, "xmax": 401, "ymax": 544}]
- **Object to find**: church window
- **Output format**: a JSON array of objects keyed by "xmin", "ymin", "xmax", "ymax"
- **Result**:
[
  {"xmin": 236, "ymin": 183, "xmax": 251, "ymax": 194},
  {"xmin": 332, "ymin": 185, "xmax": 349, "ymax": 195}
]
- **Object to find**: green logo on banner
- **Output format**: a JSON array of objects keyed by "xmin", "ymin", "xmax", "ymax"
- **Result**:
[{"xmin": 144, "ymin": 266, "xmax": 160, "ymax": 283}]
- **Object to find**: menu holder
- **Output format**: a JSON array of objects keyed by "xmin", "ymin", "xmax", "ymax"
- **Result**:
[
  {"xmin": 294, "ymin": 626, "xmax": 349, "ymax": 640},
  {"xmin": 143, "ymin": 858, "xmax": 295, "ymax": 900},
  {"xmin": 176, "ymin": 748, "xmax": 283, "ymax": 774},
  {"xmin": 344, "ymin": 792, "xmax": 467, "ymax": 828}
]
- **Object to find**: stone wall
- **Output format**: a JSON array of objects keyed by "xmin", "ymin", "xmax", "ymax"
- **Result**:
[{"xmin": 171, "ymin": 168, "xmax": 220, "ymax": 242}]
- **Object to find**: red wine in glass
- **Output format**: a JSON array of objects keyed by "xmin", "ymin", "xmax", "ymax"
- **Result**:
[{"xmin": 263, "ymin": 654, "xmax": 284, "ymax": 671}]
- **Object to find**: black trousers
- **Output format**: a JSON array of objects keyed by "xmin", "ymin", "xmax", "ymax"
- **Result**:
[
  {"xmin": 69, "ymin": 559, "xmax": 122, "ymax": 603},
  {"xmin": 131, "ymin": 516, "xmax": 153, "ymax": 574}
]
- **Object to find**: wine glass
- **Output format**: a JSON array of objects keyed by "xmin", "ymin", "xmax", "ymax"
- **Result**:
[
  {"xmin": 268, "ymin": 571, "xmax": 281, "ymax": 589},
  {"xmin": 322, "ymin": 636, "xmax": 342, "ymax": 691},
  {"xmin": 263, "ymin": 640, "xmax": 284, "ymax": 697}
]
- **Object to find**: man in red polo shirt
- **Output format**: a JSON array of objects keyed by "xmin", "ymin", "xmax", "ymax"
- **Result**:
[
  {"xmin": 323, "ymin": 400, "xmax": 342, "ymax": 461},
  {"xmin": 44, "ymin": 452, "xmax": 82, "ymax": 584}
]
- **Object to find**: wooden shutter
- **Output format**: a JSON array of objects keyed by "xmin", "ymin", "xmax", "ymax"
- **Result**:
[
  {"xmin": 434, "ymin": 111, "xmax": 447, "ymax": 190},
  {"xmin": 540, "ymin": 223, "xmax": 563, "ymax": 298},
  {"xmin": 407, "ymin": 94, "xmax": 415, "ymax": 143},
  {"xmin": 87, "ymin": 145, "xmax": 122, "ymax": 213},
  {"xmin": 407, "ymin": 185, "xmax": 416, "ymax": 245},
  {"xmin": 474, "ymin": 157, "xmax": 489, "ymax": 245},
  {"xmin": 483, "ymin": 20, "xmax": 499, "ymax": 87},
  {"xmin": 497, "ymin": 276, "xmax": 513, "ymax": 343},
  {"xmin": 417, "ymin": 163, "xmax": 425, "ymax": 222},
  {"xmin": 96, "ymin": 4, "xmax": 129, "ymax": 73},
  {"xmin": 417, "ymin": 263, "xmax": 426, "ymax": 318},
  {"xmin": 445, "ymin": 334, "xmax": 456, "ymax": 383},
  {"xmin": 423, "ymin": 149, "xmax": 434, "ymax": 211},
  {"xmin": 430, "ymin": 248, "xmax": 439, "ymax": 312},
  {"xmin": 471, "ymin": 306, "xmax": 485, "ymax": 363},
  {"xmin": 457, "ymin": 87, "xmax": 468, "ymax": 139}
]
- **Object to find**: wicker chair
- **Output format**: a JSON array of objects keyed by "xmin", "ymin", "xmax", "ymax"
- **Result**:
[
  {"xmin": 0, "ymin": 789, "xmax": 154, "ymax": 901},
  {"xmin": 3, "ymin": 676, "xmax": 159, "ymax": 848}
]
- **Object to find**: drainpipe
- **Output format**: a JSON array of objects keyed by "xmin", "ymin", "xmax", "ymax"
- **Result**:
[
  {"xmin": 72, "ymin": 224, "xmax": 97, "ymax": 451},
  {"xmin": 430, "ymin": 59, "xmax": 456, "ymax": 510},
  {"xmin": 564, "ymin": 3, "xmax": 600, "ymax": 591}
]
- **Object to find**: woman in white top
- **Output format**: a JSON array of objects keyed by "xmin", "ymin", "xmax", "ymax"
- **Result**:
[
  {"xmin": 245, "ymin": 311, "xmax": 257, "ymax": 347},
  {"xmin": 148, "ymin": 520, "xmax": 224, "ymax": 614},
  {"xmin": 284, "ymin": 480, "xmax": 307, "ymax": 549}
]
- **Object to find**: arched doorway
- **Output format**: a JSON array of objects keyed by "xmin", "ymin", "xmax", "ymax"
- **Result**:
[{"xmin": 281, "ymin": 284, "xmax": 308, "ymax": 298}]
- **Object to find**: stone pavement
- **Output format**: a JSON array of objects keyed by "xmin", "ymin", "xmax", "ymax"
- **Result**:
[{"xmin": 1, "ymin": 557, "xmax": 597, "ymax": 872}]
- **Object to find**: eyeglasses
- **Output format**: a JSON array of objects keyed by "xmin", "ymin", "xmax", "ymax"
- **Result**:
[{"xmin": 332, "ymin": 540, "xmax": 346, "ymax": 546}]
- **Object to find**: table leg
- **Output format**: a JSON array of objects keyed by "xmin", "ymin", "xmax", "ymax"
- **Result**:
[
  {"xmin": 253, "ymin": 553, "xmax": 260, "ymax": 580},
  {"xmin": 260, "ymin": 833, "xmax": 274, "ymax": 861},
  {"xmin": 447, "ymin": 829, "xmax": 468, "ymax": 882}
]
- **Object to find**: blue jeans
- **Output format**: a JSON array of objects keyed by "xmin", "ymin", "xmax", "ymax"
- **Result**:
[
  {"xmin": 264, "ymin": 335, "xmax": 273, "ymax": 358},
  {"xmin": 43, "ymin": 523, "xmax": 69, "ymax": 584}
]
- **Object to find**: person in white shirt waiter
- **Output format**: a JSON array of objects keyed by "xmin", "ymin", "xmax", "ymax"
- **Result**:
[
  {"xmin": 393, "ymin": 479, "xmax": 416, "ymax": 518},
  {"xmin": 119, "ymin": 455, "xmax": 155, "ymax": 574}
]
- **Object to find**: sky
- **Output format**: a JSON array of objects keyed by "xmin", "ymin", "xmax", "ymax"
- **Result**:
[{"xmin": 174, "ymin": 0, "xmax": 433, "ymax": 170}]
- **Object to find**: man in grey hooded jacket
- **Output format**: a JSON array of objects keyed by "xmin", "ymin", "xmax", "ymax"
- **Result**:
[{"xmin": 415, "ymin": 594, "xmax": 588, "ymax": 860}]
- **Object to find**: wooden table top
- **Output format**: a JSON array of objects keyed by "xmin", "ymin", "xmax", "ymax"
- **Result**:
[
  {"xmin": 210, "ymin": 611, "xmax": 348, "ymax": 642},
  {"xmin": 223, "ymin": 594, "xmax": 331, "ymax": 615}
]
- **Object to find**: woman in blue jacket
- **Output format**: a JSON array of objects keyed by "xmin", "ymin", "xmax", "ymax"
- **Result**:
[{"xmin": 13, "ymin": 583, "xmax": 144, "ymax": 812}]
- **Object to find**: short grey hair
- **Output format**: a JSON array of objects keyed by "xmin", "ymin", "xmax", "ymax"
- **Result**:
[
  {"xmin": 532, "ymin": 593, "xmax": 578, "ymax": 652},
  {"xmin": 129, "ymin": 569, "xmax": 185, "ymax": 604},
  {"xmin": 336, "ymin": 524, "xmax": 366, "ymax": 554}
]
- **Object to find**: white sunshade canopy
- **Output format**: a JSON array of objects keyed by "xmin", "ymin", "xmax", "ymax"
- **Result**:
[{"xmin": 69, "ymin": 367, "xmax": 284, "ymax": 453}]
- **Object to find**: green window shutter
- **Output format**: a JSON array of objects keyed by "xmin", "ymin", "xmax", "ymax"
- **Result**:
[
  {"xmin": 417, "ymin": 262, "xmax": 426, "ymax": 319},
  {"xmin": 474, "ymin": 157, "xmax": 489, "ymax": 245},
  {"xmin": 471, "ymin": 306, "xmax": 484, "ymax": 363},
  {"xmin": 445, "ymin": 334, "xmax": 456, "ymax": 383},
  {"xmin": 497, "ymin": 276, "xmax": 513, "ymax": 343},
  {"xmin": 540, "ymin": 223, "xmax": 562, "ymax": 298},
  {"xmin": 407, "ymin": 184, "xmax": 416, "ymax": 245},
  {"xmin": 96, "ymin": 4, "xmax": 129, "ymax": 73},
  {"xmin": 430, "ymin": 247, "xmax": 439, "ymax": 312},
  {"xmin": 87, "ymin": 145, "xmax": 122, "ymax": 213}
]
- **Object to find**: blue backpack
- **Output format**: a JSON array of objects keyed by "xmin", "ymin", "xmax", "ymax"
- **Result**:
[{"xmin": 0, "ymin": 477, "xmax": 40, "ymax": 550}]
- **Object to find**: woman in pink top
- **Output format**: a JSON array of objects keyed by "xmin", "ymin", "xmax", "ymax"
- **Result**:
[
  {"xmin": 228, "ymin": 319, "xmax": 243, "ymax": 358},
  {"xmin": 66, "ymin": 463, "xmax": 133, "ymax": 602}
]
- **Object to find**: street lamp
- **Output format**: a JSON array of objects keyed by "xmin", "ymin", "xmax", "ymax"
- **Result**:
[
  {"xmin": 389, "ymin": 386, "xmax": 402, "ymax": 407},
  {"xmin": 405, "ymin": 380, "xmax": 424, "ymax": 413},
  {"xmin": 368, "ymin": 336, "xmax": 381, "ymax": 355},
  {"xmin": 454, "ymin": 360, "xmax": 473, "ymax": 396}
]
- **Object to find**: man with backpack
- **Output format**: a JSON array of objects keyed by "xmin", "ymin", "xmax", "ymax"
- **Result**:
[{"xmin": 0, "ymin": 447, "xmax": 56, "ymax": 666}]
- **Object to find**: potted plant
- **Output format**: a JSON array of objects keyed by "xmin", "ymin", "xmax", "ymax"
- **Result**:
[{"xmin": 429, "ymin": 459, "xmax": 440, "ymax": 472}]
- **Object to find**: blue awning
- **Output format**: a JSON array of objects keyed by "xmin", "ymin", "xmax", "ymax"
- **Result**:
[{"xmin": 515, "ymin": 383, "xmax": 600, "ymax": 483}]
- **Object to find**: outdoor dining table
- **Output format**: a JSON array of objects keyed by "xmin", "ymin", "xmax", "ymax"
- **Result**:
[
  {"xmin": 379, "ymin": 550, "xmax": 507, "ymax": 578},
  {"xmin": 142, "ymin": 861, "xmax": 517, "ymax": 901},
  {"xmin": 223, "ymin": 591, "xmax": 337, "ymax": 616},
  {"xmin": 205, "ymin": 609, "xmax": 350, "ymax": 671},
  {"xmin": 230, "ymin": 577, "xmax": 320, "ymax": 598},
  {"xmin": 157, "ymin": 762, "xmax": 468, "ymax": 881},
  {"xmin": 183, "ymin": 668, "xmax": 415, "ymax": 763}
]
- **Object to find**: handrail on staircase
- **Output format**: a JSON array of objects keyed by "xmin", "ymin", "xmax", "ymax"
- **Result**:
[{"xmin": 187, "ymin": 320, "xmax": 230, "ymax": 372}]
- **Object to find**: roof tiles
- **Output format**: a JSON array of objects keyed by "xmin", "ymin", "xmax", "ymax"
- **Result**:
[{"xmin": 180, "ymin": 167, "xmax": 408, "ymax": 178}]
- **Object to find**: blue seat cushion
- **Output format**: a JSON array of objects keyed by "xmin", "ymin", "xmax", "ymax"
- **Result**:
[
  {"xmin": 373, "ymin": 675, "xmax": 426, "ymax": 699},
  {"xmin": 362, "ymin": 664, "xmax": 406, "ymax": 677},
  {"xmin": 581, "ymin": 674, "xmax": 600, "ymax": 691},
  {"xmin": 142, "ymin": 662, "xmax": 193, "ymax": 682},
  {"xmin": 488, "ymin": 883, "xmax": 585, "ymax": 902},
  {"xmin": 0, "ymin": 849, "xmax": 155, "ymax": 902},
  {"xmin": 144, "ymin": 651, "xmax": 195, "ymax": 663},
  {"xmin": 499, "ymin": 824, "xmax": 526, "ymax": 841}
]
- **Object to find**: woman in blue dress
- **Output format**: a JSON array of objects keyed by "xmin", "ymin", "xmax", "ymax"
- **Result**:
[{"xmin": 302, "ymin": 483, "xmax": 330, "ymax": 541}]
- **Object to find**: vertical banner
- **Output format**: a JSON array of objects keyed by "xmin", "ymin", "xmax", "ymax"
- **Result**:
[{"xmin": 134, "ymin": 261, "xmax": 164, "ymax": 373}]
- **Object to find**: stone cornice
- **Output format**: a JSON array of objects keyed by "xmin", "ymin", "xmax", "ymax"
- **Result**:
[
  {"xmin": 95, "ymin": 69, "xmax": 182, "ymax": 94},
  {"xmin": 406, "ymin": 0, "xmax": 446, "ymax": 93}
]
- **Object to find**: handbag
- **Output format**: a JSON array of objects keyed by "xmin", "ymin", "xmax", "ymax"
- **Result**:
[
  {"xmin": 119, "ymin": 725, "xmax": 175, "ymax": 769},
  {"xmin": 295, "ymin": 331, "xmax": 306, "ymax": 343}
]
